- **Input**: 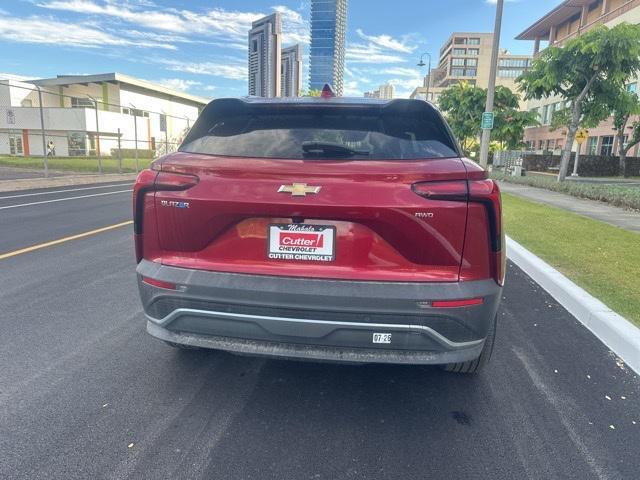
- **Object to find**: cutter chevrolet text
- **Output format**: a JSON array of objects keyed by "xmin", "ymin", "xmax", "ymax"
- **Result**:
[{"xmin": 134, "ymin": 85, "xmax": 505, "ymax": 374}]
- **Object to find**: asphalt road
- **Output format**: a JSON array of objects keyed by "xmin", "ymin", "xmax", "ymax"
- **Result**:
[{"xmin": 1, "ymin": 183, "xmax": 639, "ymax": 480}]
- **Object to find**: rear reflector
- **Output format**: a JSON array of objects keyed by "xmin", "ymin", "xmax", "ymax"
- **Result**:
[
  {"xmin": 142, "ymin": 277, "xmax": 177, "ymax": 290},
  {"xmin": 431, "ymin": 298, "xmax": 484, "ymax": 308}
]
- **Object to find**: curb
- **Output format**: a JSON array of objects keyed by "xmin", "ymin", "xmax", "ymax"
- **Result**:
[{"xmin": 506, "ymin": 236, "xmax": 640, "ymax": 375}]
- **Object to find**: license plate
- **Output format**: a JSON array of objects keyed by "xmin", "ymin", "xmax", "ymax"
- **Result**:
[
  {"xmin": 268, "ymin": 224, "xmax": 336, "ymax": 262},
  {"xmin": 373, "ymin": 333, "xmax": 392, "ymax": 344}
]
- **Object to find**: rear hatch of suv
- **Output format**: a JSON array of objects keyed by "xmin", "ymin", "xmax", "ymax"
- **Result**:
[{"xmin": 138, "ymin": 98, "xmax": 480, "ymax": 283}]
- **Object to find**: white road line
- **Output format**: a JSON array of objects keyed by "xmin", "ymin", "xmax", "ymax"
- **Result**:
[
  {"xmin": 0, "ymin": 183, "xmax": 133, "ymax": 200},
  {"xmin": 0, "ymin": 189, "xmax": 133, "ymax": 210}
]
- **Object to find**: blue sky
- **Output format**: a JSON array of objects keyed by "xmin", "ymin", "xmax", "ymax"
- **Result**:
[{"xmin": 0, "ymin": 0, "xmax": 561, "ymax": 98}]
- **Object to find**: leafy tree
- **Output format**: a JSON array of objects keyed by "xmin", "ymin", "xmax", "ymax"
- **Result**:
[
  {"xmin": 302, "ymin": 89, "xmax": 322, "ymax": 97},
  {"xmin": 491, "ymin": 87, "xmax": 539, "ymax": 149},
  {"xmin": 517, "ymin": 24, "xmax": 640, "ymax": 181},
  {"xmin": 439, "ymin": 83, "xmax": 537, "ymax": 153},
  {"xmin": 610, "ymin": 89, "xmax": 640, "ymax": 177},
  {"xmin": 438, "ymin": 82, "xmax": 486, "ymax": 154}
]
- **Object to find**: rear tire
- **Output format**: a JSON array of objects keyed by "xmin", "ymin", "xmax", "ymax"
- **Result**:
[
  {"xmin": 163, "ymin": 340, "xmax": 201, "ymax": 350},
  {"xmin": 442, "ymin": 314, "xmax": 497, "ymax": 374}
]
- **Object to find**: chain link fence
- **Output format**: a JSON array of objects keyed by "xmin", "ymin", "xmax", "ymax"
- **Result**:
[{"xmin": 0, "ymin": 81, "xmax": 198, "ymax": 177}]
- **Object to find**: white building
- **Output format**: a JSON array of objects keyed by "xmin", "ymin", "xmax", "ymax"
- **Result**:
[
  {"xmin": 281, "ymin": 44, "xmax": 303, "ymax": 97},
  {"xmin": 364, "ymin": 84, "xmax": 394, "ymax": 99},
  {"xmin": 378, "ymin": 84, "xmax": 394, "ymax": 100},
  {"xmin": 248, "ymin": 13, "xmax": 282, "ymax": 98},
  {"xmin": 0, "ymin": 73, "xmax": 209, "ymax": 157}
]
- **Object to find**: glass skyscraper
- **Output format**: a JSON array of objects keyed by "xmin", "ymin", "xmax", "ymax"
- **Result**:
[{"xmin": 309, "ymin": 0, "xmax": 347, "ymax": 96}]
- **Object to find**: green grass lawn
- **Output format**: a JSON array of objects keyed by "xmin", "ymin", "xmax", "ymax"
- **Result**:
[
  {"xmin": 503, "ymin": 193, "xmax": 640, "ymax": 327},
  {"xmin": 0, "ymin": 155, "xmax": 153, "ymax": 174}
]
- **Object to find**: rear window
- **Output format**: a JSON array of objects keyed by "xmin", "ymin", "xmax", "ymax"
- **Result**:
[{"xmin": 179, "ymin": 99, "xmax": 459, "ymax": 160}]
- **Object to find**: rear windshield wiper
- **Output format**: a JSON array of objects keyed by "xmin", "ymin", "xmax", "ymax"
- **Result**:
[{"xmin": 302, "ymin": 141, "xmax": 370, "ymax": 158}]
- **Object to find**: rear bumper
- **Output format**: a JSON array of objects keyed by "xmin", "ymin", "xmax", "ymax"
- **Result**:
[{"xmin": 137, "ymin": 260, "xmax": 502, "ymax": 365}]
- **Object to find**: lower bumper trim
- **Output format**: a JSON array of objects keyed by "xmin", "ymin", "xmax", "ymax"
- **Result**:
[
  {"xmin": 147, "ymin": 307, "xmax": 483, "ymax": 350},
  {"xmin": 147, "ymin": 321, "xmax": 485, "ymax": 365}
]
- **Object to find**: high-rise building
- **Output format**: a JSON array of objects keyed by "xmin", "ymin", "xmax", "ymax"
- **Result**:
[
  {"xmin": 378, "ymin": 84, "xmax": 394, "ymax": 99},
  {"xmin": 364, "ymin": 84, "xmax": 394, "ymax": 99},
  {"xmin": 309, "ymin": 0, "xmax": 348, "ymax": 96},
  {"xmin": 248, "ymin": 13, "xmax": 282, "ymax": 97},
  {"xmin": 409, "ymin": 32, "xmax": 531, "ymax": 106},
  {"xmin": 281, "ymin": 44, "xmax": 303, "ymax": 97}
]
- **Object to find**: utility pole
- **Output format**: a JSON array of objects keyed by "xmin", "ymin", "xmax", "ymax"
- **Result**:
[
  {"xmin": 479, "ymin": 0, "xmax": 504, "ymax": 168},
  {"xmin": 130, "ymin": 104, "xmax": 139, "ymax": 173},
  {"xmin": 36, "ymin": 86, "xmax": 48, "ymax": 178}
]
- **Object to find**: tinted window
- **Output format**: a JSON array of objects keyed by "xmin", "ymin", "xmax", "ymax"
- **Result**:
[{"xmin": 180, "ymin": 100, "xmax": 459, "ymax": 160}]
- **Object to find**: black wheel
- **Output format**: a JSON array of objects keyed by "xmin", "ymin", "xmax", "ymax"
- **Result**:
[
  {"xmin": 163, "ymin": 340, "xmax": 201, "ymax": 350},
  {"xmin": 442, "ymin": 314, "xmax": 497, "ymax": 374}
]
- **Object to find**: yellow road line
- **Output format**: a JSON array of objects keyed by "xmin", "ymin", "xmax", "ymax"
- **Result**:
[{"xmin": 0, "ymin": 220, "xmax": 133, "ymax": 261}]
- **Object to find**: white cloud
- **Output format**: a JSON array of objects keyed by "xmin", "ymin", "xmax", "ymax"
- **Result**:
[
  {"xmin": 37, "ymin": 0, "xmax": 307, "ymax": 47},
  {"xmin": 273, "ymin": 5, "xmax": 310, "ymax": 45},
  {"xmin": 0, "ymin": 72, "xmax": 32, "ymax": 81},
  {"xmin": 379, "ymin": 67, "xmax": 422, "ymax": 77},
  {"xmin": 343, "ymin": 80, "xmax": 362, "ymax": 97},
  {"xmin": 155, "ymin": 78, "xmax": 202, "ymax": 92},
  {"xmin": 355, "ymin": 29, "xmax": 416, "ymax": 54},
  {"xmin": 159, "ymin": 60, "xmax": 247, "ymax": 81},
  {"xmin": 346, "ymin": 43, "xmax": 407, "ymax": 64},
  {"xmin": 38, "ymin": 0, "xmax": 193, "ymax": 32},
  {"xmin": 0, "ymin": 15, "xmax": 174, "ymax": 49}
]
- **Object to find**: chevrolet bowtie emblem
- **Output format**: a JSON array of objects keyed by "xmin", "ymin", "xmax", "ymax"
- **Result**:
[{"xmin": 277, "ymin": 183, "xmax": 321, "ymax": 197}]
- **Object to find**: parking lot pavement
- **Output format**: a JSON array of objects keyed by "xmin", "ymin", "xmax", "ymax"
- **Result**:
[{"xmin": 1, "ymin": 199, "xmax": 639, "ymax": 480}]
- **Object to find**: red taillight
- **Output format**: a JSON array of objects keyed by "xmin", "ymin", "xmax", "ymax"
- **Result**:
[
  {"xmin": 432, "ymin": 297, "xmax": 484, "ymax": 308},
  {"xmin": 155, "ymin": 171, "xmax": 199, "ymax": 191},
  {"xmin": 412, "ymin": 180, "xmax": 468, "ymax": 201},
  {"xmin": 142, "ymin": 277, "xmax": 177, "ymax": 290},
  {"xmin": 133, "ymin": 169, "xmax": 199, "ymax": 263},
  {"xmin": 412, "ymin": 178, "xmax": 505, "ymax": 286},
  {"xmin": 469, "ymin": 179, "xmax": 504, "ymax": 285}
]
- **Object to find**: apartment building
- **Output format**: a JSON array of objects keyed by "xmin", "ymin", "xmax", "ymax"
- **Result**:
[
  {"xmin": 517, "ymin": 0, "xmax": 640, "ymax": 155},
  {"xmin": 281, "ymin": 45, "xmax": 303, "ymax": 97},
  {"xmin": 364, "ymin": 83, "xmax": 394, "ymax": 99},
  {"xmin": 0, "ymin": 73, "xmax": 208, "ymax": 157},
  {"xmin": 248, "ymin": 13, "xmax": 282, "ymax": 98},
  {"xmin": 410, "ymin": 32, "xmax": 532, "ymax": 106}
]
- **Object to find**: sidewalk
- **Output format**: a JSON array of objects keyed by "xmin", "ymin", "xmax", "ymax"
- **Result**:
[
  {"xmin": 0, "ymin": 172, "xmax": 138, "ymax": 193},
  {"xmin": 499, "ymin": 182, "xmax": 640, "ymax": 233}
]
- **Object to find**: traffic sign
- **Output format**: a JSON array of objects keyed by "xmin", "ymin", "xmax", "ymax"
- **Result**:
[
  {"xmin": 575, "ymin": 129, "xmax": 589, "ymax": 144},
  {"xmin": 481, "ymin": 112, "xmax": 494, "ymax": 130}
]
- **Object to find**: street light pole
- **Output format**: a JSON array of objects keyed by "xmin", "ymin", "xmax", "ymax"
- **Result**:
[
  {"xmin": 36, "ymin": 86, "xmax": 48, "ymax": 178},
  {"xmin": 479, "ymin": 0, "xmax": 504, "ymax": 168},
  {"xmin": 417, "ymin": 52, "xmax": 432, "ymax": 101}
]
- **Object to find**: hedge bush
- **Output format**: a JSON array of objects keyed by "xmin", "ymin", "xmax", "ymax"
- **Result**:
[
  {"xmin": 491, "ymin": 172, "xmax": 640, "ymax": 211},
  {"xmin": 520, "ymin": 153, "xmax": 640, "ymax": 177},
  {"xmin": 110, "ymin": 148, "xmax": 155, "ymax": 159}
]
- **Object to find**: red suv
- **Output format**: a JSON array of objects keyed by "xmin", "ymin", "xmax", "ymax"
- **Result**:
[{"xmin": 134, "ymin": 93, "xmax": 504, "ymax": 373}]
